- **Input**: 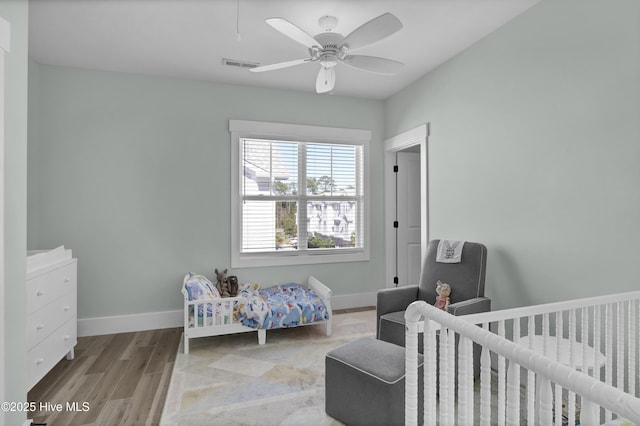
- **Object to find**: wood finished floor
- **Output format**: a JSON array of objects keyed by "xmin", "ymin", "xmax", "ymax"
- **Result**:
[
  {"xmin": 27, "ymin": 327, "xmax": 182, "ymax": 426},
  {"xmin": 26, "ymin": 308, "xmax": 374, "ymax": 426}
]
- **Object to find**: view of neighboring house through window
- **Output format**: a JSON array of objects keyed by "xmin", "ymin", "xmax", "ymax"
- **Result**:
[
  {"xmin": 230, "ymin": 120, "xmax": 370, "ymax": 267},
  {"xmin": 241, "ymin": 138, "xmax": 362, "ymax": 252}
]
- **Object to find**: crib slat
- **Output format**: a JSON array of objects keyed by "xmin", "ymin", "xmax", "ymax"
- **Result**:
[
  {"xmin": 542, "ymin": 313, "xmax": 549, "ymax": 355},
  {"xmin": 439, "ymin": 325, "xmax": 450, "ymax": 425},
  {"xmin": 568, "ymin": 309, "xmax": 577, "ymax": 426},
  {"xmin": 539, "ymin": 377, "xmax": 553, "ymax": 425},
  {"xmin": 526, "ymin": 315, "xmax": 535, "ymax": 425},
  {"xmin": 405, "ymin": 317, "xmax": 419, "ymax": 426},
  {"xmin": 617, "ymin": 301, "xmax": 625, "ymax": 391},
  {"xmin": 630, "ymin": 299, "xmax": 637, "ymax": 396},
  {"xmin": 606, "ymin": 302, "xmax": 614, "ymax": 422},
  {"xmin": 480, "ymin": 323, "xmax": 491, "ymax": 426},
  {"xmin": 498, "ymin": 320, "xmax": 506, "ymax": 426},
  {"xmin": 587, "ymin": 306, "xmax": 594, "ymax": 378},
  {"xmin": 581, "ymin": 398, "xmax": 599, "ymax": 426},
  {"xmin": 506, "ymin": 355, "xmax": 520, "ymax": 425},
  {"xmin": 539, "ymin": 312, "xmax": 550, "ymax": 425},
  {"xmin": 448, "ymin": 329, "xmax": 456, "ymax": 421},
  {"xmin": 555, "ymin": 311, "xmax": 563, "ymax": 426},
  {"xmin": 424, "ymin": 318, "xmax": 437, "ymax": 426},
  {"xmin": 457, "ymin": 336, "xmax": 473, "ymax": 425},
  {"xmin": 465, "ymin": 336, "xmax": 474, "ymax": 423},
  {"xmin": 506, "ymin": 318, "xmax": 520, "ymax": 425},
  {"xmin": 594, "ymin": 304, "xmax": 601, "ymax": 381},
  {"xmin": 582, "ymin": 307, "xmax": 588, "ymax": 377}
]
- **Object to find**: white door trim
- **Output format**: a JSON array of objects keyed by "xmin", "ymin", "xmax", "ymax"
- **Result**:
[
  {"xmin": 384, "ymin": 124, "xmax": 429, "ymax": 288},
  {"xmin": 0, "ymin": 13, "xmax": 11, "ymax": 420}
]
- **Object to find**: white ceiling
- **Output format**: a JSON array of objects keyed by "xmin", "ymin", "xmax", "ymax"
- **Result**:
[{"xmin": 29, "ymin": 0, "xmax": 540, "ymax": 100}]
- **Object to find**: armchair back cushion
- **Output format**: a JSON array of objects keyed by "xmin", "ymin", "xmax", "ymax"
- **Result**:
[{"xmin": 417, "ymin": 240, "xmax": 487, "ymax": 305}]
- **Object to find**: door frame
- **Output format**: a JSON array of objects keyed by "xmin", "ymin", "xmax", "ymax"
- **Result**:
[
  {"xmin": 0, "ymin": 13, "xmax": 10, "ymax": 418},
  {"xmin": 383, "ymin": 123, "xmax": 429, "ymax": 288}
]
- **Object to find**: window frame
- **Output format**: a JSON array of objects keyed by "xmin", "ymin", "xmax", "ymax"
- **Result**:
[{"xmin": 229, "ymin": 120, "xmax": 371, "ymax": 268}]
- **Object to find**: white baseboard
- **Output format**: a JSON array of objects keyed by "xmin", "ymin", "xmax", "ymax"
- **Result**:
[
  {"xmin": 77, "ymin": 291, "xmax": 378, "ymax": 337},
  {"xmin": 331, "ymin": 291, "xmax": 377, "ymax": 311},
  {"xmin": 78, "ymin": 310, "xmax": 183, "ymax": 337}
]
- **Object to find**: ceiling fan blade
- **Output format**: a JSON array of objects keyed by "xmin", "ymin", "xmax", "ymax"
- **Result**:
[
  {"xmin": 250, "ymin": 58, "xmax": 312, "ymax": 73},
  {"xmin": 341, "ymin": 55, "xmax": 403, "ymax": 75},
  {"xmin": 265, "ymin": 17, "xmax": 322, "ymax": 50},
  {"xmin": 316, "ymin": 67, "xmax": 335, "ymax": 94},
  {"xmin": 341, "ymin": 13, "xmax": 402, "ymax": 52}
]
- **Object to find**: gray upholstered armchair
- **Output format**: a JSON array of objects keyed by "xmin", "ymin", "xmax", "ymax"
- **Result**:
[{"xmin": 377, "ymin": 239, "xmax": 490, "ymax": 350}]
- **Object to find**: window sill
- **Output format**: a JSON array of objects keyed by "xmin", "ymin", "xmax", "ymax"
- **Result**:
[{"xmin": 231, "ymin": 250, "xmax": 370, "ymax": 268}]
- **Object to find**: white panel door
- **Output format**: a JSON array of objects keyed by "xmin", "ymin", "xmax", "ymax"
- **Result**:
[{"xmin": 396, "ymin": 151, "xmax": 421, "ymax": 286}]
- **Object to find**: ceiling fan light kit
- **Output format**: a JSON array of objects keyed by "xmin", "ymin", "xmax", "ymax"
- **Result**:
[
  {"xmin": 250, "ymin": 13, "xmax": 404, "ymax": 94},
  {"xmin": 319, "ymin": 15, "xmax": 338, "ymax": 32}
]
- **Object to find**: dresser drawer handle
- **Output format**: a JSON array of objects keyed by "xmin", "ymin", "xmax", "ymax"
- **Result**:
[
  {"xmin": 64, "ymin": 277, "xmax": 71, "ymax": 283},
  {"xmin": 36, "ymin": 358, "xmax": 45, "ymax": 365},
  {"xmin": 36, "ymin": 324, "xmax": 45, "ymax": 331},
  {"xmin": 36, "ymin": 290, "xmax": 45, "ymax": 296},
  {"xmin": 63, "ymin": 306, "xmax": 71, "ymax": 312},
  {"xmin": 63, "ymin": 335, "xmax": 71, "ymax": 341}
]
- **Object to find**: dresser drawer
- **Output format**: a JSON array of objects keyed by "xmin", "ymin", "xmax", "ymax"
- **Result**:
[
  {"xmin": 26, "ymin": 290, "xmax": 77, "ymax": 351},
  {"xmin": 26, "ymin": 261, "xmax": 77, "ymax": 314},
  {"xmin": 27, "ymin": 319, "xmax": 77, "ymax": 390}
]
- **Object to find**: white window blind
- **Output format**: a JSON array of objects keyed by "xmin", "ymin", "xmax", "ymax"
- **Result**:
[
  {"xmin": 230, "ymin": 120, "xmax": 370, "ymax": 267},
  {"xmin": 240, "ymin": 138, "xmax": 363, "ymax": 253}
]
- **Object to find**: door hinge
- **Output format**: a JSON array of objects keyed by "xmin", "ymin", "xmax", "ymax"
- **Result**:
[
  {"xmin": 393, "ymin": 276, "xmax": 399, "ymax": 286},
  {"xmin": 393, "ymin": 165, "xmax": 399, "ymax": 173},
  {"xmin": 393, "ymin": 221, "xmax": 399, "ymax": 228}
]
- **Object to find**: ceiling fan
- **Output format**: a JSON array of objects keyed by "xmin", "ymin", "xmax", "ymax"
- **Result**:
[{"xmin": 250, "ymin": 13, "xmax": 404, "ymax": 94}]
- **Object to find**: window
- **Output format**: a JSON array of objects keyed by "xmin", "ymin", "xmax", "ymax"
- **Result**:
[{"xmin": 230, "ymin": 120, "xmax": 370, "ymax": 267}]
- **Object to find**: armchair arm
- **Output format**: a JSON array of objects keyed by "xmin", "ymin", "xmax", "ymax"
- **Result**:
[
  {"xmin": 447, "ymin": 297, "xmax": 491, "ymax": 316},
  {"xmin": 376, "ymin": 285, "xmax": 419, "ymax": 318}
]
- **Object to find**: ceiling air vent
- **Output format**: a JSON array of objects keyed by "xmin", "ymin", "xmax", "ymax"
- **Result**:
[{"xmin": 222, "ymin": 58, "xmax": 260, "ymax": 69}]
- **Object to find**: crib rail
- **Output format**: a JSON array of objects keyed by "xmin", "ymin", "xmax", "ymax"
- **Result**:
[{"xmin": 405, "ymin": 291, "xmax": 640, "ymax": 426}]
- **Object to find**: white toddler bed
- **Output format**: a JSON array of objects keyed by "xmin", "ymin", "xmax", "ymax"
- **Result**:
[{"xmin": 181, "ymin": 274, "xmax": 332, "ymax": 354}]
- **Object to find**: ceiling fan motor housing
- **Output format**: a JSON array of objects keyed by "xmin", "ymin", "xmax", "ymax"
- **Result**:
[{"xmin": 310, "ymin": 32, "xmax": 347, "ymax": 66}]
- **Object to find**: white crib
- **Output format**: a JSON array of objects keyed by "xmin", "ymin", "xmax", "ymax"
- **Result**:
[{"xmin": 404, "ymin": 291, "xmax": 640, "ymax": 425}]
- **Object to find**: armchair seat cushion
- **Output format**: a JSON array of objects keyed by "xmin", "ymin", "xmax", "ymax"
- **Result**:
[{"xmin": 378, "ymin": 311, "xmax": 422, "ymax": 350}]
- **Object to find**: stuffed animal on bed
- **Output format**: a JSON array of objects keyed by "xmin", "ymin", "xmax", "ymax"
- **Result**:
[
  {"xmin": 435, "ymin": 280, "xmax": 451, "ymax": 311},
  {"xmin": 227, "ymin": 275, "xmax": 239, "ymax": 297},
  {"xmin": 215, "ymin": 268, "xmax": 231, "ymax": 297}
]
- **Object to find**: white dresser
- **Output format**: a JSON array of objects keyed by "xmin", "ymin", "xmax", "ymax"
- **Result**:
[{"xmin": 26, "ymin": 247, "xmax": 77, "ymax": 390}]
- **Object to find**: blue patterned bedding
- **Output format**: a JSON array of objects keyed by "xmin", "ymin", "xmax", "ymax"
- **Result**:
[{"xmin": 237, "ymin": 283, "xmax": 330, "ymax": 330}]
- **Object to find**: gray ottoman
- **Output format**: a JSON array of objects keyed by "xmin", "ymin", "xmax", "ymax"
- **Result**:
[{"xmin": 325, "ymin": 337, "xmax": 423, "ymax": 426}]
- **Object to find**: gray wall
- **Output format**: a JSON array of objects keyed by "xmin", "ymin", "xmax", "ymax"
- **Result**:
[
  {"xmin": 28, "ymin": 65, "xmax": 385, "ymax": 318},
  {"xmin": 1, "ymin": 0, "xmax": 28, "ymax": 424},
  {"xmin": 385, "ymin": 0, "xmax": 640, "ymax": 309}
]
